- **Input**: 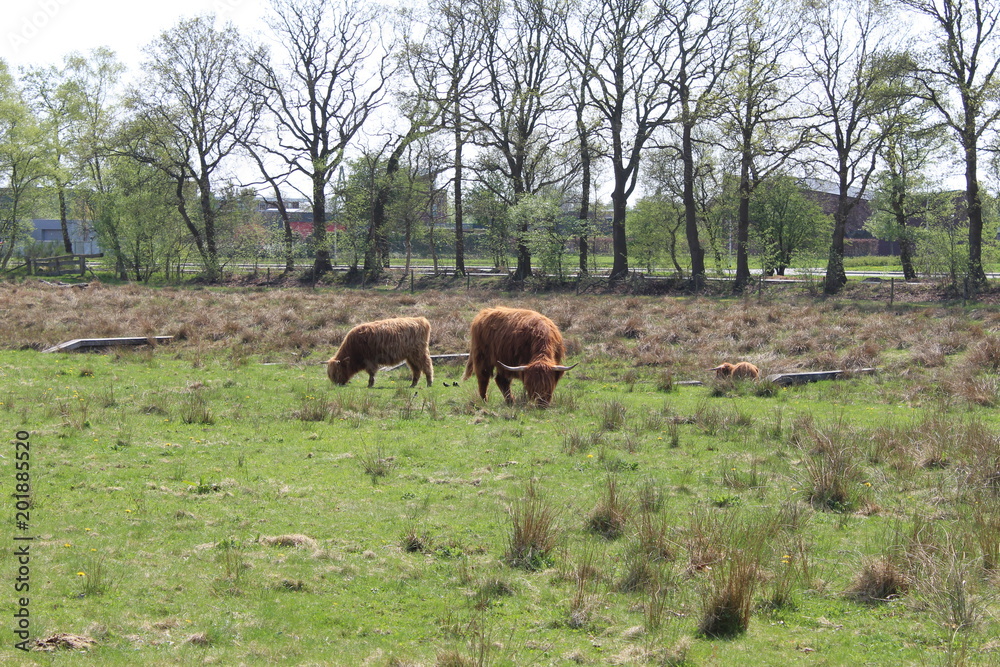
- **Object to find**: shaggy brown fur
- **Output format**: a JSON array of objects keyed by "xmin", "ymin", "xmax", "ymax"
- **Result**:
[
  {"xmin": 463, "ymin": 307, "xmax": 575, "ymax": 406},
  {"xmin": 710, "ymin": 361, "xmax": 760, "ymax": 380},
  {"xmin": 327, "ymin": 317, "xmax": 433, "ymax": 388}
]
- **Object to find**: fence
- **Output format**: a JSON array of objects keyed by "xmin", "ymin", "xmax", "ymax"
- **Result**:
[{"xmin": 26, "ymin": 253, "xmax": 103, "ymax": 277}]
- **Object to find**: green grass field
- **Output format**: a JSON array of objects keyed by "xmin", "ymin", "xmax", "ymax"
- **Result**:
[{"xmin": 3, "ymin": 280, "xmax": 1000, "ymax": 665}]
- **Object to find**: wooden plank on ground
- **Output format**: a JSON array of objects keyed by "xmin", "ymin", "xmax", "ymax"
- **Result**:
[
  {"xmin": 383, "ymin": 353, "xmax": 469, "ymax": 371},
  {"xmin": 42, "ymin": 336, "xmax": 174, "ymax": 353},
  {"xmin": 766, "ymin": 368, "xmax": 877, "ymax": 386}
]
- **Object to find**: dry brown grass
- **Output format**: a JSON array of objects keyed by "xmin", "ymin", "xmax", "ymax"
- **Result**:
[{"xmin": 3, "ymin": 279, "xmax": 999, "ymax": 409}]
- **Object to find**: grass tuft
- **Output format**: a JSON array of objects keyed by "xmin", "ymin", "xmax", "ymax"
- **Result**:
[
  {"xmin": 586, "ymin": 475, "xmax": 630, "ymax": 540},
  {"xmin": 505, "ymin": 481, "xmax": 559, "ymax": 571}
]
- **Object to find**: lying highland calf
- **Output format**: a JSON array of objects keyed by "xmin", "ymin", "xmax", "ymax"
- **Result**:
[
  {"xmin": 464, "ymin": 307, "xmax": 576, "ymax": 407},
  {"xmin": 710, "ymin": 361, "xmax": 760, "ymax": 380},
  {"xmin": 327, "ymin": 317, "xmax": 433, "ymax": 388}
]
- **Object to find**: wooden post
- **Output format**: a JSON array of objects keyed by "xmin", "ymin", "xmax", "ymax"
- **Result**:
[
  {"xmin": 410, "ymin": 270, "xmax": 414, "ymax": 293},
  {"xmin": 889, "ymin": 277, "xmax": 894, "ymax": 307}
]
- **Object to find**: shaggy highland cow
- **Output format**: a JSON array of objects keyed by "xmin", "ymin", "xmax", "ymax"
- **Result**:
[
  {"xmin": 327, "ymin": 317, "xmax": 433, "ymax": 388},
  {"xmin": 710, "ymin": 361, "xmax": 760, "ymax": 380},
  {"xmin": 463, "ymin": 307, "xmax": 576, "ymax": 407}
]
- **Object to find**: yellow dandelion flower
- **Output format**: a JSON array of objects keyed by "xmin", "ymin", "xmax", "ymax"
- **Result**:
[{"xmin": 77, "ymin": 572, "xmax": 86, "ymax": 577}]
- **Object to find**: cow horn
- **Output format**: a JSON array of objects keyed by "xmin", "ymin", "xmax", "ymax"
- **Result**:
[
  {"xmin": 497, "ymin": 361, "xmax": 528, "ymax": 372},
  {"xmin": 552, "ymin": 363, "xmax": 578, "ymax": 372}
]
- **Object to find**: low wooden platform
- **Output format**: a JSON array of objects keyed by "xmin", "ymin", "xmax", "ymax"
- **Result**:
[
  {"xmin": 766, "ymin": 368, "xmax": 877, "ymax": 386},
  {"xmin": 42, "ymin": 336, "xmax": 174, "ymax": 353}
]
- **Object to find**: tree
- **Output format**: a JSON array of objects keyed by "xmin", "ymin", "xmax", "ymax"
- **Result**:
[
  {"xmin": 22, "ymin": 58, "xmax": 85, "ymax": 253},
  {"xmin": 69, "ymin": 48, "xmax": 127, "ymax": 277},
  {"xmin": 466, "ymin": 173, "xmax": 513, "ymax": 269},
  {"xmin": 627, "ymin": 196, "xmax": 673, "ymax": 273},
  {"xmin": 414, "ymin": 0, "xmax": 496, "ymax": 276},
  {"xmin": 98, "ymin": 151, "xmax": 187, "ymax": 282},
  {"xmin": 568, "ymin": 0, "xmax": 679, "ymax": 279},
  {"xmin": 251, "ymin": 0, "xmax": 391, "ymax": 277},
  {"xmin": 474, "ymin": 0, "xmax": 568, "ymax": 280},
  {"xmin": 719, "ymin": 0, "xmax": 810, "ymax": 290},
  {"xmin": 800, "ymin": 0, "xmax": 898, "ymax": 294},
  {"xmin": 555, "ymin": 6, "xmax": 601, "ymax": 275},
  {"xmin": 749, "ymin": 175, "xmax": 832, "ymax": 275},
  {"xmin": 360, "ymin": 15, "xmax": 446, "ymax": 279},
  {"xmin": 128, "ymin": 15, "xmax": 260, "ymax": 280},
  {"xmin": 0, "ymin": 61, "xmax": 45, "ymax": 270},
  {"xmin": 513, "ymin": 192, "xmax": 574, "ymax": 280},
  {"xmin": 659, "ymin": 0, "xmax": 737, "ymax": 285},
  {"xmin": 866, "ymin": 93, "xmax": 949, "ymax": 280},
  {"xmin": 901, "ymin": 0, "xmax": 1000, "ymax": 288}
]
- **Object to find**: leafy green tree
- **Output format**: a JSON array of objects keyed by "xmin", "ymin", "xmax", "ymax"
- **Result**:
[
  {"xmin": 22, "ymin": 57, "xmax": 85, "ymax": 253},
  {"xmin": 96, "ymin": 153, "xmax": 188, "ymax": 282},
  {"xmin": 0, "ymin": 61, "xmax": 45, "ymax": 270},
  {"xmin": 511, "ymin": 193, "xmax": 573, "ymax": 280},
  {"xmin": 465, "ymin": 177, "xmax": 511, "ymax": 269},
  {"xmin": 627, "ymin": 197, "xmax": 673, "ymax": 273},
  {"xmin": 749, "ymin": 175, "xmax": 831, "ymax": 275},
  {"xmin": 68, "ymin": 49, "xmax": 126, "ymax": 276},
  {"xmin": 866, "ymin": 101, "xmax": 949, "ymax": 281}
]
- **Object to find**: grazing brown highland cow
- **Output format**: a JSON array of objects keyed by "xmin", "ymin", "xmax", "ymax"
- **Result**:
[
  {"xmin": 464, "ymin": 307, "xmax": 576, "ymax": 407},
  {"xmin": 710, "ymin": 361, "xmax": 760, "ymax": 380},
  {"xmin": 327, "ymin": 317, "xmax": 433, "ymax": 388}
]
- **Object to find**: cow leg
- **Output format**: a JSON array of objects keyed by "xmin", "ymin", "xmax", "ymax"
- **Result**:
[
  {"xmin": 495, "ymin": 375, "xmax": 514, "ymax": 405},
  {"xmin": 421, "ymin": 353, "xmax": 433, "ymax": 387},
  {"xmin": 476, "ymin": 371, "xmax": 491, "ymax": 401},
  {"xmin": 406, "ymin": 360, "xmax": 419, "ymax": 388},
  {"xmin": 367, "ymin": 372, "xmax": 376, "ymax": 387}
]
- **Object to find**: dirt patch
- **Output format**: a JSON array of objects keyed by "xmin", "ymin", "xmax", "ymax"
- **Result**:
[{"xmin": 33, "ymin": 633, "xmax": 97, "ymax": 651}]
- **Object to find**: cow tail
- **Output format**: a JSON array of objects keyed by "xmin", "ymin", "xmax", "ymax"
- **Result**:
[{"xmin": 462, "ymin": 354, "xmax": 474, "ymax": 381}]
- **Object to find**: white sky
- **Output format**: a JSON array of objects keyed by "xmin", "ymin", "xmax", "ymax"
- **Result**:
[{"xmin": 3, "ymin": 0, "xmax": 272, "ymax": 75}]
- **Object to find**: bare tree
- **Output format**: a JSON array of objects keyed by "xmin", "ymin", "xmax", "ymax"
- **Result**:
[
  {"xmin": 800, "ymin": 0, "xmax": 896, "ymax": 294},
  {"xmin": 719, "ymin": 0, "xmax": 810, "ymax": 290},
  {"xmin": 416, "ymin": 0, "xmax": 495, "ymax": 276},
  {"xmin": 658, "ymin": 0, "xmax": 738, "ymax": 285},
  {"xmin": 361, "ymin": 15, "xmax": 447, "ymax": 279},
  {"xmin": 128, "ymin": 15, "xmax": 260, "ymax": 280},
  {"xmin": 901, "ymin": 0, "xmax": 1000, "ymax": 288},
  {"xmin": 570, "ymin": 0, "xmax": 678, "ymax": 280},
  {"xmin": 251, "ymin": 0, "xmax": 391, "ymax": 277},
  {"xmin": 474, "ymin": 0, "xmax": 568, "ymax": 280}
]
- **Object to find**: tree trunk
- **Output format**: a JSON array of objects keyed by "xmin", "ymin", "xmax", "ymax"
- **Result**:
[
  {"xmin": 890, "ymin": 187, "xmax": 916, "ymax": 281},
  {"xmin": 734, "ymin": 142, "xmax": 753, "ymax": 291},
  {"xmin": 610, "ymin": 182, "xmax": 629, "ymax": 280},
  {"xmin": 198, "ymin": 175, "xmax": 220, "ymax": 280},
  {"xmin": 312, "ymin": 171, "xmax": 332, "ymax": 276},
  {"xmin": 578, "ymin": 130, "xmax": 591, "ymax": 276},
  {"xmin": 58, "ymin": 186, "xmax": 72, "ymax": 253},
  {"xmin": 682, "ymin": 121, "xmax": 705, "ymax": 284},
  {"xmin": 453, "ymin": 104, "xmax": 466, "ymax": 276},
  {"xmin": 824, "ymin": 199, "xmax": 849, "ymax": 294},
  {"xmin": 965, "ymin": 136, "xmax": 987, "ymax": 287}
]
